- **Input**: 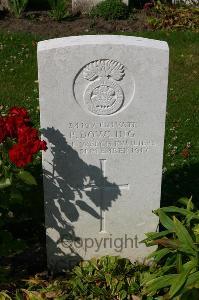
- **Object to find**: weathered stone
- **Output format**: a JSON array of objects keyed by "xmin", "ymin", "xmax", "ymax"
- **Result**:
[
  {"xmin": 0, "ymin": 0, "xmax": 9, "ymax": 11},
  {"xmin": 38, "ymin": 35, "xmax": 169, "ymax": 271}
]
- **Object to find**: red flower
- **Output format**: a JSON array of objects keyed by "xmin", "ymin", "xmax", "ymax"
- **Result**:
[
  {"xmin": 40, "ymin": 140, "xmax": 47, "ymax": 151},
  {"xmin": 0, "ymin": 117, "xmax": 6, "ymax": 143},
  {"xmin": 9, "ymin": 144, "xmax": 33, "ymax": 168},
  {"xmin": 18, "ymin": 125, "xmax": 39, "ymax": 145},
  {"xmin": 4, "ymin": 116, "xmax": 17, "ymax": 138},
  {"xmin": 9, "ymin": 107, "xmax": 30, "ymax": 123},
  {"xmin": 17, "ymin": 125, "xmax": 47, "ymax": 155},
  {"xmin": 1, "ymin": 106, "xmax": 47, "ymax": 167},
  {"xmin": 30, "ymin": 140, "xmax": 47, "ymax": 154}
]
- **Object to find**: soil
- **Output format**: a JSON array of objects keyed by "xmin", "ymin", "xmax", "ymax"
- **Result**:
[{"xmin": 0, "ymin": 10, "xmax": 150, "ymax": 38}]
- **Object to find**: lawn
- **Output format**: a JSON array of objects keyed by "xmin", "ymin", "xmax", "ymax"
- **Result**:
[{"xmin": 0, "ymin": 30, "xmax": 199, "ymax": 205}]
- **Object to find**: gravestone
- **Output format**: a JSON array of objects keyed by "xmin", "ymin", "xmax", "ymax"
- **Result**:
[
  {"xmin": 38, "ymin": 35, "xmax": 169, "ymax": 271},
  {"xmin": 72, "ymin": 0, "xmax": 129, "ymax": 13},
  {"xmin": 0, "ymin": 0, "xmax": 9, "ymax": 11},
  {"xmin": 172, "ymin": 0, "xmax": 198, "ymax": 5}
]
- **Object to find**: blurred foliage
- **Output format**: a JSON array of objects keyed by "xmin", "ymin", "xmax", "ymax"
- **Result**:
[
  {"xmin": 147, "ymin": 1, "xmax": 199, "ymax": 31},
  {"xmin": 48, "ymin": 0, "xmax": 70, "ymax": 21},
  {"xmin": 90, "ymin": 0, "xmax": 129, "ymax": 20},
  {"xmin": 9, "ymin": 0, "xmax": 28, "ymax": 17}
]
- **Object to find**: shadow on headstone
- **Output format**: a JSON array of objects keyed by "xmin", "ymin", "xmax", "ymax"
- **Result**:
[{"xmin": 42, "ymin": 127, "xmax": 121, "ymax": 271}]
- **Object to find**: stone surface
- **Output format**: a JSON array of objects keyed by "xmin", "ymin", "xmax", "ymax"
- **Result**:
[
  {"xmin": 72, "ymin": 0, "xmax": 129, "ymax": 13},
  {"xmin": 0, "ymin": 0, "xmax": 9, "ymax": 10},
  {"xmin": 172, "ymin": 0, "xmax": 198, "ymax": 5},
  {"xmin": 38, "ymin": 35, "xmax": 169, "ymax": 271}
]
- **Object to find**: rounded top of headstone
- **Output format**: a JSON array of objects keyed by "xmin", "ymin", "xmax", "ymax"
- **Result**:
[{"xmin": 37, "ymin": 35, "xmax": 169, "ymax": 53}]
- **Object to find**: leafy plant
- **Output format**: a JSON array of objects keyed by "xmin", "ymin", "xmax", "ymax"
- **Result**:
[
  {"xmin": 0, "ymin": 107, "xmax": 47, "ymax": 281},
  {"xmin": 147, "ymin": 1, "xmax": 199, "ymax": 31},
  {"xmin": 0, "ymin": 291, "xmax": 12, "ymax": 300},
  {"xmin": 90, "ymin": 0, "xmax": 129, "ymax": 20},
  {"xmin": 67, "ymin": 256, "xmax": 149, "ymax": 299},
  {"xmin": 7, "ymin": 257, "xmax": 148, "ymax": 299},
  {"xmin": 48, "ymin": 0, "xmax": 69, "ymax": 21},
  {"xmin": 9, "ymin": 0, "xmax": 28, "ymax": 18},
  {"xmin": 142, "ymin": 197, "xmax": 199, "ymax": 298}
]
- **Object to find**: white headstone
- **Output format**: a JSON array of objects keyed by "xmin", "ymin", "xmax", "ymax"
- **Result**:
[
  {"xmin": 38, "ymin": 35, "xmax": 169, "ymax": 271},
  {"xmin": 0, "ymin": 0, "xmax": 9, "ymax": 11},
  {"xmin": 172, "ymin": 0, "xmax": 198, "ymax": 5}
]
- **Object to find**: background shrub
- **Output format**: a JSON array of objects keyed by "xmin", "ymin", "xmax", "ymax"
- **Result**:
[
  {"xmin": 48, "ymin": 0, "xmax": 69, "ymax": 21},
  {"xmin": 90, "ymin": 0, "xmax": 129, "ymax": 20},
  {"xmin": 9, "ymin": 0, "xmax": 28, "ymax": 17}
]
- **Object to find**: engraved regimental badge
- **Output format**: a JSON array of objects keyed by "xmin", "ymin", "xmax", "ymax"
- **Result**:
[
  {"xmin": 73, "ymin": 59, "xmax": 135, "ymax": 116},
  {"xmin": 83, "ymin": 60, "xmax": 125, "ymax": 115}
]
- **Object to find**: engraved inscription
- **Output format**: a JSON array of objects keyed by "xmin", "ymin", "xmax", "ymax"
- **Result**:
[
  {"xmin": 83, "ymin": 60, "xmax": 125, "ymax": 115},
  {"xmin": 67, "ymin": 121, "xmax": 156, "ymax": 156}
]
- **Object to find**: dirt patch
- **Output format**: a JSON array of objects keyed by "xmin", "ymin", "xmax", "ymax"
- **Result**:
[{"xmin": 0, "ymin": 11, "xmax": 150, "ymax": 38}]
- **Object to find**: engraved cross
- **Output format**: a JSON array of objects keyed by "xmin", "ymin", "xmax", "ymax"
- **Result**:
[{"xmin": 83, "ymin": 159, "xmax": 130, "ymax": 233}]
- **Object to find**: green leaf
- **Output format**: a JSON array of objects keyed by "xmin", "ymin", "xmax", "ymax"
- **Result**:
[
  {"xmin": 176, "ymin": 253, "xmax": 183, "ymax": 273},
  {"xmin": 160, "ymin": 206, "xmax": 199, "ymax": 227},
  {"xmin": 187, "ymin": 197, "xmax": 194, "ymax": 211},
  {"xmin": 178, "ymin": 197, "xmax": 194, "ymax": 211},
  {"xmin": 148, "ymin": 248, "xmax": 171, "ymax": 263},
  {"xmin": 141, "ymin": 266, "xmax": 175, "ymax": 286},
  {"xmin": 0, "ymin": 291, "xmax": 12, "ymax": 300},
  {"xmin": 17, "ymin": 170, "xmax": 37, "ymax": 186},
  {"xmin": 15, "ymin": 291, "xmax": 24, "ymax": 300},
  {"xmin": 156, "ymin": 209, "xmax": 175, "ymax": 232},
  {"xmin": 183, "ymin": 259, "xmax": 197, "ymax": 271},
  {"xmin": 119, "ymin": 290, "xmax": 127, "ymax": 300},
  {"xmin": 161, "ymin": 206, "xmax": 198, "ymax": 219},
  {"xmin": 0, "ymin": 178, "xmax": 12, "ymax": 189},
  {"xmin": 144, "ymin": 274, "xmax": 178, "ymax": 296},
  {"xmin": 145, "ymin": 230, "xmax": 171, "ymax": 239},
  {"xmin": 173, "ymin": 216, "xmax": 197, "ymax": 255},
  {"xmin": 184, "ymin": 271, "xmax": 199, "ymax": 289},
  {"xmin": 169, "ymin": 269, "xmax": 190, "ymax": 298},
  {"xmin": 105, "ymin": 273, "xmax": 112, "ymax": 286}
]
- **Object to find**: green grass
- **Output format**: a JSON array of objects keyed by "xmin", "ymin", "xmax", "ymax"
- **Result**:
[
  {"xmin": 0, "ymin": 30, "xmax": 199, "ymax": 204},
  {"xmin": 0, "ymin": 33, "xmax": 40, "ymax": 126}
]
